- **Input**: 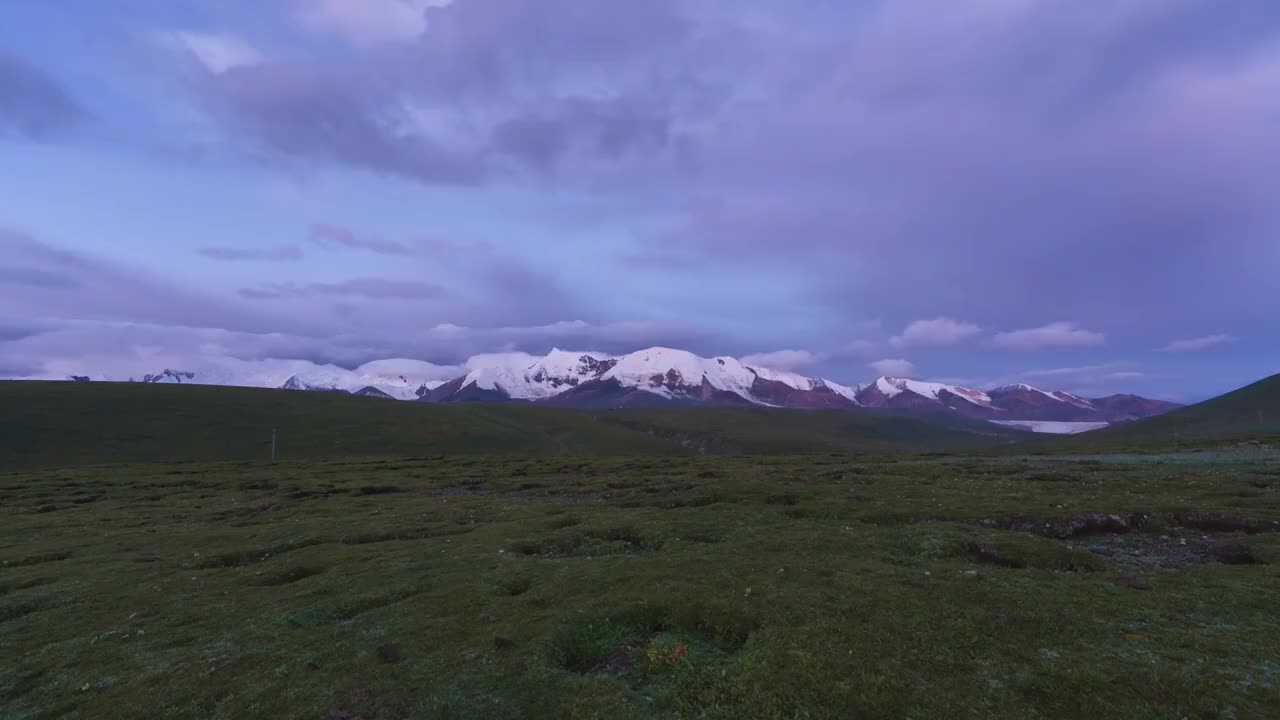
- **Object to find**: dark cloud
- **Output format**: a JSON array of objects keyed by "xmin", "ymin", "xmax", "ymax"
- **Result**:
[
  {"xmin": 201, "ymin": 61, "xmax": 484, "ymax": 185},
  {"xmin": 197, "ymin": 244, "xmax": 304, "ymax": 261},
  {"xmin": 630, "ymin": 1, "xmax": 1280, "ymax": 342},
  {"xmin": 308, "ymin": 223, "xmax": 413, "ymax": 256},
  {"xmin": 0, "ymin": 47, "xmax": 86, "ymax": 139},
  {"xmin": 0, "ymin": 227, "xmax": 289, "ymax": 334},
  {"xmin": 185, "ymin": 0, "xmax": 711, "ymax": 184}
]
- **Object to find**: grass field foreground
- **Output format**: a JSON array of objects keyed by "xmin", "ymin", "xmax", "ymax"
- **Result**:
[{"xmin": 3, "ymin": 454, "xmax": 1280, "ymax": 719}]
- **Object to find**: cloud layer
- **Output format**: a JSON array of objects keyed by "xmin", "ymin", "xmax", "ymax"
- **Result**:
[{"xmin": 2, "ymin": 1, "xmax": 1278, "ymax": 400}]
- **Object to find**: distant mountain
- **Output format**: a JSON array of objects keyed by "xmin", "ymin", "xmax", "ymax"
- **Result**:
[
  {"xmin": 430, "ymin": 347, "xmax": 862, "ymax": 410},
  {"xmin": 13, "ymin": 346, "xmax": 1179, "ymax": 429},
  {"xmin": 423, "ymin": 347, "xmax": 1177, "ymax": 427},
  {"xmin": 30, "ymin": 358, "xmax": 453, "ymax": 401},
  {"xmin": 1053, "ymin": 373, "xmax": 1280, "ymax": 449}
]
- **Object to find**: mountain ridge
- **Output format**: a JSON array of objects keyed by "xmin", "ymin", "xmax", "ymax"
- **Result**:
[{"xmin": 20, "ymin": 346, "xmax": 1180, "ymax": 428}]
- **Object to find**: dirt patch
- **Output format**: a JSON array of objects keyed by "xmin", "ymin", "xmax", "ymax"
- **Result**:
[
  {"xmin": 765, "ymin": 493, "xmax": 802, "ymax": 506},
  {"xmin": 495, "ymin": 576, "xmax": 533, "ymax": 597},
  {"xmin": 340, "ymin": 526, "xmax": 474, "ymax": 545},
  {"xmin": 355, "ymin": 485, "xmax": 403, "ymax": 496},
  {"xmin": 512, "ymin": 528, "xmax": 661, "ymax": 559},
  {"xmin": 198, "ymin": 539, "xmax": 327, "ymax": 568},
  {"xmin": 427, "ymin": 486, "xmax": 490, "ymax": 498},
  {"xmin": 376, "ymin": 643, "xmax": 402, "ymax": 664},
  {"xmin": 570, "ymin": 643, "xmax": 639, "ymax": 674},
  {"xmin": 286, "ymin": 589, "xmax": 423, "ymax": 627},
  {"xmin": 977, "ymin": 512, "xmax": 1147, "ymax": 539},
  {"xmin": 3, "ymin": 551, "xmax": 71, "ymax": 568},
  {"xmin": 1077, "ymin": 530, "xmax": 1269, "ymax": 570},
  {"xmin": 326, "ymin": 689, "xmax": 411, "ymax": 720},
  {"xmin": 0, "ymin": 597, "xmax": 52, "ymax": 624},
  {"xmin": 1171, "ymin": 512, "xmax": 1279, "ymax": 534}
]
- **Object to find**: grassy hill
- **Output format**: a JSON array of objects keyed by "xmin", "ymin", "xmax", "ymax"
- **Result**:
[
  {"xmin": 0, "ymin": 381, "xmax": 1031, "ymax": 469},
  {"xmin": 1057, "ymin": 373, "xmax": 1280, "ymax": 452}
]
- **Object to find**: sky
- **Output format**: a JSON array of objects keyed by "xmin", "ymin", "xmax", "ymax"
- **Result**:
[{"xmin": 1, "ymin": 0, "xmax": 1277, "ymax": 402}]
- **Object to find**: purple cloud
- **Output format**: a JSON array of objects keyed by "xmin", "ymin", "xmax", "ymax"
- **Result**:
[
  {"xmin": 992, "ymin": 323, "xmax": 1106, "ymax": 352},
  {"xmin": 1157, "ymin": 334, "xmax": 1240, "ymax": 352},
  {"xmin": 308, "ymin": 223, "xmax": 413, "ymax": 256},
  {"xmin": 241, "ymin": 277, "xmax": 445, "ymax": 301},
  {"xmin": 869, "ymin": 358, "xmax": 917, "ymax": 378},
  {"xmin": 197, "ymin": 245, "xmax": 304, "ymax": 262},
  {"xmin": 740, "ymin": 350, "xmax": 821, "ymax": 371},
  {"xmin": 0, "ymin": 266, "xmax": 78, "ymax": 288},
  {"xmin": 890, "ymin": 318, "xmax": 982, "ymax": 349},
  {"xmin": 0, "ymin": 47, "xmax": 86, "ymax": 139}
]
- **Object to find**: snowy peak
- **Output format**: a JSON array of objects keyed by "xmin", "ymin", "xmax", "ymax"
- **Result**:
[
  {"xmin": 21, "ymin": 345, "xmax": 1177, "ymax": 424},
  {"xmin": 455, "ymin": 350, "xmax": 617, "ymax": 400},
  {"xmin": 601, "ymin": 348, "xmax": 759, "ymax": 401},
  {"xmin": 859, "ymin": 377, "xmax": 993, "ymax": 409},
  {"xmin": 433, "ymin": 347, "xmax": 863, "ymax": 409}
]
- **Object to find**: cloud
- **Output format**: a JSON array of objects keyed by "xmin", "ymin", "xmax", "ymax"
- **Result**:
[
  {"xmin": 197, "ymin": 245, "xmax": 304, "ymax": 262},
  {"xmin": 1157, "ymin": 334, "xmax": 1239, "ymax": 352},
  {"xmin": 992, "ymin": 322, "xmax": 1106, "ymax": 351},
  {"xmin": 740, "ymin": 350, "xmax": 821, "ymax": 371},
  {"xmin": 187, "ymin": 0, "xmax": 700, "ymax": 186},
  {"xmin": 198, "ymin": 62, "xmax": 486, "ymax": 185},
  {"xmin": 308, "ymin": 223, "xmax": 414, "ymax": 256},
  {"xmin": 0, "ymin": 317, "xmax": 711, "ymax": 379},
  {"xmin": 1021, "ymin": 362, "xmax": 1147, "ymax": 388},
  {"xmin": 0, "ymin": 47, "xmax": 87, "ymax": 139},
  {"xmin": 167, "ymin": 31, "xmax": 262, "ymax": 74},
  {"xmin": 0, "ymin": 226, "xmax": 286, "ymax": 334},
  {"xmin": 869, "ymin": 358, "xmax": 917, "ymax": 378},
  {"xmin": 0, "ymin": 266, "xmax": 78, "ymax": 288},
  {"xmin": 241, "ymin": 277, "xmax": 445, "ymax": 301},
  {"xmin": 890, "ymin": 318, "xmax": 981, "ymax": 348},
  {"xmin": 293, "ymin": 0, "xmax": 438, "ymax": 46}
]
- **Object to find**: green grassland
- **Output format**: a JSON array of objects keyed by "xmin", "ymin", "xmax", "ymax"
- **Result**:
[
  {"xmin": 3, "ymin": 379, "xmax": 1280, "ymax": 718},
  {"xmin": 0, "ymin": 382, "xmax": 1031, "ymax": 470},
  {"xmin": 4, "ymin": 454, "xmax": 1280, "ymax": 719}
]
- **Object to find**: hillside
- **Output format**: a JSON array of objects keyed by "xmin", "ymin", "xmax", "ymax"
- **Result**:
[
  {"xmin": 1056, "ymin": 373, "xmax": 1280, "ymax": 451},
  {"xmin": 0, "ymin": 381, "xmax": 1032, "ymax": 469}
]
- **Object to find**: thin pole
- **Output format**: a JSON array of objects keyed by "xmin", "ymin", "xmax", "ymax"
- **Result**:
[{"xmin": 272, "ymin": 428, "xmax": 277, "ymax": 463}]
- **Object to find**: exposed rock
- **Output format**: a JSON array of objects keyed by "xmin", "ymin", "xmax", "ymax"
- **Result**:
[{"xmin": 978, "ymin": 512, "xmax": 1146, "ymax": 539}]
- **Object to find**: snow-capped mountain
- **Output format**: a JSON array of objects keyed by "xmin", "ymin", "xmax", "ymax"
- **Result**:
[
  {"xmin": 428, "ymin": 347, "xmax": 864, "ymax": 409},
  {"xmin": 854, "ymin": 377, "xmax": 997, "ymax": 415},
  {"xmin": 20, "ymin": 345, "xmax": 1179, "ymax": 429},
  {"xmin": 851, "ymin": 377, "xmax": 1179, "ymax": 424},
  {"xmin": 424, "ymin": 349, "xmax": 1178, "ymax": 425},
  {"xmin": 35, "ymin": 357, "xmax": 454, "ymax": 401}
]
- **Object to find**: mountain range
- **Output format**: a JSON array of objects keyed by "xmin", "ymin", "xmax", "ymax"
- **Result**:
[{"xmin": 28, "ymin": 346, "xmax": 1181, "ymax": 431}]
